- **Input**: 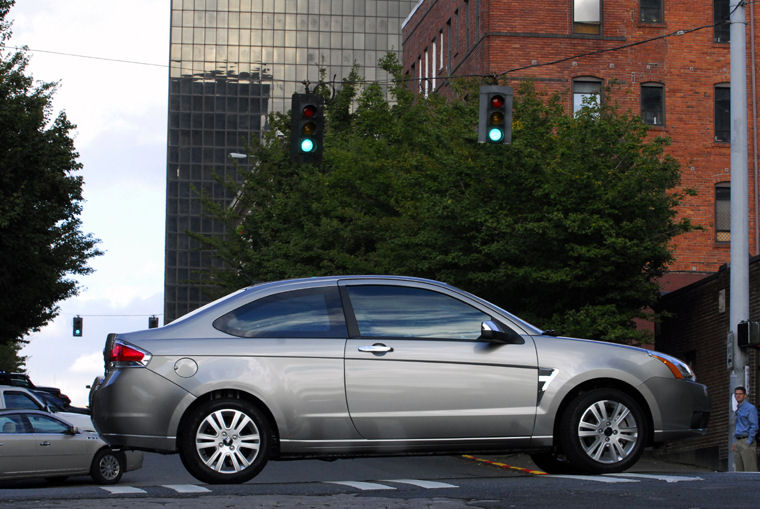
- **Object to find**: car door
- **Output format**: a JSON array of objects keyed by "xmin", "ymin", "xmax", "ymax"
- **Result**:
[
  {"xmin": 342, "ymin": 280, "xmax": 538, "ymax": 441},
  {"xmin": 0, "ymin": 413, "xmax": 40, "ymax": 477},
  {"xmin": 25, "ymin": 413, "xmax": 91, "ymax": 476}
]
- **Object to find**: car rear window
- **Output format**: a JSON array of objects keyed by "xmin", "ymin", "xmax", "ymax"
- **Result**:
[{"xmin": 213, "ymin": 286, "xmax": 347, "ymax": 338}]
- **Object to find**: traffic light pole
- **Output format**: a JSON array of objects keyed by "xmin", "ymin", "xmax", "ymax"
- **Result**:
[{"xmin": 728, "ymin": 0, "xmax": 750, "ymax": 472}]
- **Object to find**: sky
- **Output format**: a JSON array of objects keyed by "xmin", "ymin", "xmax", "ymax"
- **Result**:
[{"xmin": 7, "ymin": 1, "xmax": 170, "ymax": 406}]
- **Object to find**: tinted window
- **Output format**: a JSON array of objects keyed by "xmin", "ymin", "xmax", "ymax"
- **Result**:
[
  {"xmin": 3, "ymin": 391, "xmax": 42, "ymax": 410},
  {"xmin": 213, "ymin": 287, "xmax": 347, "ymax": 338},
  {"xmin": 28, "ymin": 414, "xmax": 70, "ymax": 434},
  {"xmin": 346, "ymin": 285, "xmax": 490, "ymax": 340},
  {"xmin": 715, "ymin": 85, "xmax": 730, "ymax": 142},
  {"xmin": 0, "ymin": 414, "xmax": 27, "ymax": 434},
  {"xmin": 640, "ymin": 0, "xmax": 663, "ymax": 23},
  {"xmin": 641, "ymin": 84, "xmax": 664, "ymax": 125}
]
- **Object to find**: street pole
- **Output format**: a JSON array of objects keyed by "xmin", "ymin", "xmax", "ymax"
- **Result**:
[{"xmin": 728, "ymin": 0, "xmax": 750, "ymax": 472}]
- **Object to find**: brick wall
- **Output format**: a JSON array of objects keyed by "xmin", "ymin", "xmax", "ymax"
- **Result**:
[{"xmin": 402, "ymin": 0, "xmax": 759, "ymax": 277}]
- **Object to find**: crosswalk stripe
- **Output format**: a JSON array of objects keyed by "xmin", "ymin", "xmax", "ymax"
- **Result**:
[
  {"xmin": 326, "ymin": 481, "xmax": 396, "ymax": 491},
  {"xmin": 547, "ymin": 475, "xmax": 639, "ymax": 483},
  {"xmin": 383, "ymin": 479, "xmax": 458, "ymax": 489},
  {"xmin": 605, "ymin": 473, "xmax": 703, "ymax": 483},
  {"xmin": 162, "ymin": 484, "xmax": 212, "ymax": 493},
  {"xmin": 101, "ymin": 486, "xmax": 148, "ymax": 494}
]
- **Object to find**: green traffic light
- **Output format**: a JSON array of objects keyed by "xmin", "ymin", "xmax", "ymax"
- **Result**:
[
  {"xmin": 300, "ymin": 138, "xmax": 315, "ymax": 153},
  {"xmin": 488, "ymin": 127, "xmax": 504, "ymax": 142}
]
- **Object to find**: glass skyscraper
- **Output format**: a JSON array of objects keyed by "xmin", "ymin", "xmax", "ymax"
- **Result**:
[{"xmin": 165, "ymin": 0, "xmax": 415, "ymax": 322}]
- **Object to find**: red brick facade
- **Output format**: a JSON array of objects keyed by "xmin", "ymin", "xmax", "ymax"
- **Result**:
[{"xmin": 402, "ymin": 0, "xmax": 760, "ymax": 284}]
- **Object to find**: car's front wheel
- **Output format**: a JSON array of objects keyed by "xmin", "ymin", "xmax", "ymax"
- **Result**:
[
  {"xmin": 559, "ymin": 388, "xmax": 647, "ymax": 474},
  {"xmin": 90, "ymin": 448, "xmax": 124, "ymax": 484},
  {"xmin": 179, "ymin": 398, "xmax": 271, "ymax": 484}
]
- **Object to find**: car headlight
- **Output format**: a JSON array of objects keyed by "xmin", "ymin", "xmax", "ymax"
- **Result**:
[{"xmin": 649, "ymin": 352, "xmax": 695, "ymax": 381}]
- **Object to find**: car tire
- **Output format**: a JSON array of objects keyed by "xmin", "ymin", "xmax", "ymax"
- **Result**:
[
  {"xmin": 179, "ymin": 398, "xmax": 271, "ymax": 484},
  {"xmin": 90, "ymin": 448, "xmax": 124, "ymax": 484},
  {"xmin": 559, "ymin": 388, "xmax": 647, "ymax": 474}
]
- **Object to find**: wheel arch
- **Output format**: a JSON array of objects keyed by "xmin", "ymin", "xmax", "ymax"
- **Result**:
[
  {"xmin": 176, "ymin": 388, "xmax": 281, "ymax": 458},
  {"xmin": 552, "ymin": 378, "xmax": 654, "ymax": 450}
]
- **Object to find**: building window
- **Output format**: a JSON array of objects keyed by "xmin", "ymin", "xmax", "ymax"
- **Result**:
[
  {"xmin": 714, "ymin": 0, "xmax": 730, "ymax": 43},
  {"xmin": 640, "ymin": 0, "xmax": 663, "ymax": 23},
  {"xmin": 715, "ymin": 182, "xmax": 731, "ymax": 242},
  {"xmin": 715, "ymin": 84, "xmax": 730, "ymax": 142},
  {"xmin": 574, "ymin": 0, "xmax": 601, "ymax": 34},
  {"xmin": 641, "ymin": 83, "xmax": 664, "ymax": 126},
  {"xmin": 573, "ymin": 79, "xmax": 601, "ymax": 114}
]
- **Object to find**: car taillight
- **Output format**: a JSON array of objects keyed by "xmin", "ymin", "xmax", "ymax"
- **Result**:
[{"xmin": 110, "ymin": 341, "xmax": 152, "ymax": 366}]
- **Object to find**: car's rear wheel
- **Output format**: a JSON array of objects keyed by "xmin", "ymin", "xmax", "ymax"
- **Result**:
[
  {"xmin": 90, "ymin": 448, "xmax": 124, "ymax": 484},
  {"xmin": 179, "ymin": 398, "xmax": 271, "ymax": 484},
  {"xmin": 559, "ymin": 388, "xmax": 647, "ymax": 474}
]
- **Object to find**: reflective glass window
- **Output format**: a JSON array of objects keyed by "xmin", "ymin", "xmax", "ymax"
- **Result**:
[
  {"xmin": 715, "ymin": 182, "xmax": 731, "ymax": 242},
  {"xmin": 640, "ymin": 0, "xmax": 663, "ymax": 23},
  {"xmin": 714, "ymin": 0, "xmax": 730, "ymax": 43},
  {"xmin": 3, "ymin": 392, "xmax": 43, "ymax": 410},
  {"xmin": 213, "ymin": 287, "xmax": 347, "ymax": 338},
  {"xmin": 574, "ymin": 0, "xmax": 601, "ymax": 34},
  {"xmin": 28, "ymin": 414, "xmax": 70, "ymax": 434},
  {"xmin": 573, "ymin": 79, "xmax": 601, "ymax": 114},
  {"xmin": 641, "ymin": 83, "xmax": 664, "ymax": 125},
  {"xmin": 715, "ymin": 85, "xmax": 730, "ymax": 142},
  {"xmin": 346, "ymin": 285, "xmax": 491, "ymax": 340}
]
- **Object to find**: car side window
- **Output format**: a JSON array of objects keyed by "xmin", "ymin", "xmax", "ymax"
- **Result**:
[
  {"xmin": 3, "ymin": 391, "xmax": 43, "ymax": 410},
  {"xmin": 0, "ymin": 414, "xmax": 27, "ymax": 433},
  {"xmin": 213, "ymin": 286, "xmax": 347, "ymax": 338},
  {"xmin": 346, "ymin": 285, "xmax": 491, "ymax": 339},
  {"xmin": 27, "ymin": 414, "xmax": 70, "ymax": 434}
]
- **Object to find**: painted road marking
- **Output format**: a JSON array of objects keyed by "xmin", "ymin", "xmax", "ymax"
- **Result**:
[
  {"xmin": 384, "ymin": 479, "xmax": 458, "ymax": 489},
  {"xmin": 326, "ymin": 481, "xmax": 396, "ymax": 490},
  {"xmin": 100, "ymin": 486, "xmax": 148, "ymax": 494},
  {"xmin": 162, "ymin": 484, "xmax": 212, "ymax": 493},
  {"xmin": 605, "ymin": 473, "xmax": 703, "ymax": 483},
  {"xmin": 461, "ymin": 454, "xmax": 547, "ymax": 475},
  {"xmin": 548, "ymin": 474, "xmax": 639, "ymax": 483}
]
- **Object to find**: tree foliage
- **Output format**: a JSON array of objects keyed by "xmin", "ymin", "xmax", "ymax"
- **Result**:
[
  {"xmin": 196, "ymin": 54, "xmax": 692, "ymax": 343},
  {"xmin": 0, "ymin": 0, "xmax": 101, "ymax": 365}
]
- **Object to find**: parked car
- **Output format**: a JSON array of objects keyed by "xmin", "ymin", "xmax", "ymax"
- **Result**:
[
  {"xmin": 0, "ymin": 409, "xmax": 142, "ymax": 484},
  {"xmin": 0, "ymin": 385, "xmax": 94, "ymax": 432},
  {"xmin": 90, "ymin": 276, "xmax": 710, "ymax": 484},
  {"xmin": 0, "ymin": 371, "xmax": 75, "ymax": 412}
]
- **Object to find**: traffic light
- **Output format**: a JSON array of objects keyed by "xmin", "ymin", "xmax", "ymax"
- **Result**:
[
  {"xmin": 290, "ymin": 93, "xmax": 324, "ymax": 164},
  {"xmin": 478, "ymin": 85, "xmax": 513, "ymax": 145},
  {"xmin": 73, "ymin": 316, "xmax": 83, "ymax": 337},
  {"xmin": 148, "ymin": 315, "xmax": 159, "ymax": 329},
  {"xmin": 737, "ymin": 321, "xmax": 760, "ymax": 348}
]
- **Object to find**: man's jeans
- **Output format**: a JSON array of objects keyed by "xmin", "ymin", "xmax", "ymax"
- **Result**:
[{"xmin": 734, "ymin": 438, "xmax": 758, "ymax": 471}]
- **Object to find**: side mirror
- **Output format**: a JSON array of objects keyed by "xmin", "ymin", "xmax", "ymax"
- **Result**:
[
  {"xmin": 66, "ymin": 426, "xmax": 80, "ymax": 435},
  {"xmin": 480, "ymin": 320, "xmax": 524, "ymax": 344}
]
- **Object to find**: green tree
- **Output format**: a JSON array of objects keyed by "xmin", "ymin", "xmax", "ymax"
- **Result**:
[
  {"xmin": 195, "ymin": 54, "xmax": 692, "ymax": 344},
  {"xmin": 0, "ymin": 0, "xmax": 101, "ymax": 369}
]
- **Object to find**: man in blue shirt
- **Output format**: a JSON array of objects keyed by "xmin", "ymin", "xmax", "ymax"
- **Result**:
[{"xmin": 733, "ymin": 386, "xmax": 758, "ymax": 471}]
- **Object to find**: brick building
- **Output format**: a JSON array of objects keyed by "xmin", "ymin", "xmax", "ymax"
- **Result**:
[
  {"xmin": 656, "ymin": 255, "xmax": 760, "ymax": 470},
  {"xmin": 403, "ymin": 1, "xmax": 760, "ymax": 469},
  {"xmin": 401, "ymin": 0, "xmax": 760, "ymax": 287}
]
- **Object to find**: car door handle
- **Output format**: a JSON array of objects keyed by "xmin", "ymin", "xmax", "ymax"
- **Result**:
[
  {"xmin": 40, "ymin": 441, "xmax": 51, "ymax": 447},
  {"xmin": 358, "ymin": 344, "xmax": 394, "ymax": 353}
]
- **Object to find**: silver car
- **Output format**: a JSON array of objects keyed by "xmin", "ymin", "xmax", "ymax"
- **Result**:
[
  {"xmin": 0, "ymin": 409, "xmax": 142, "ymax": 484},
  {"xmin": 91, "ymin": 276, "xmax": 710, "ymax": 483}
]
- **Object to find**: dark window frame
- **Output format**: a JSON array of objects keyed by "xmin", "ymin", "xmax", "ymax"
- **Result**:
[
  {"xmin": 714, "ymin": 0, "xmax": 730, "ymax": 43},
  {"xmin": 641, "ymin": 82, "xmax": 665, "ymax": 126},
  {"xmin": 715, "ymin": 182, "xmax": 731, "ymax": 243},
  {"xmin": 715, "ymin": 84, "xmax": 730, "ymax": 142},
  {"xmin": 640, "ymin": 0, "xmax": 664, "ymax": 24}
]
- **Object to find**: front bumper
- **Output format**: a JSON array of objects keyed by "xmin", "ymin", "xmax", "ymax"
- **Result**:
[{"xmin": 644, "ymin": 377, "xmax": 711, "ymax": 443}]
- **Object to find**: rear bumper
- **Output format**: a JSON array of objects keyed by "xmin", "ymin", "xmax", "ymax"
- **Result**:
[{"xmin": 91, "ymin": 367, "xmax": 192, "ymax": 453}]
